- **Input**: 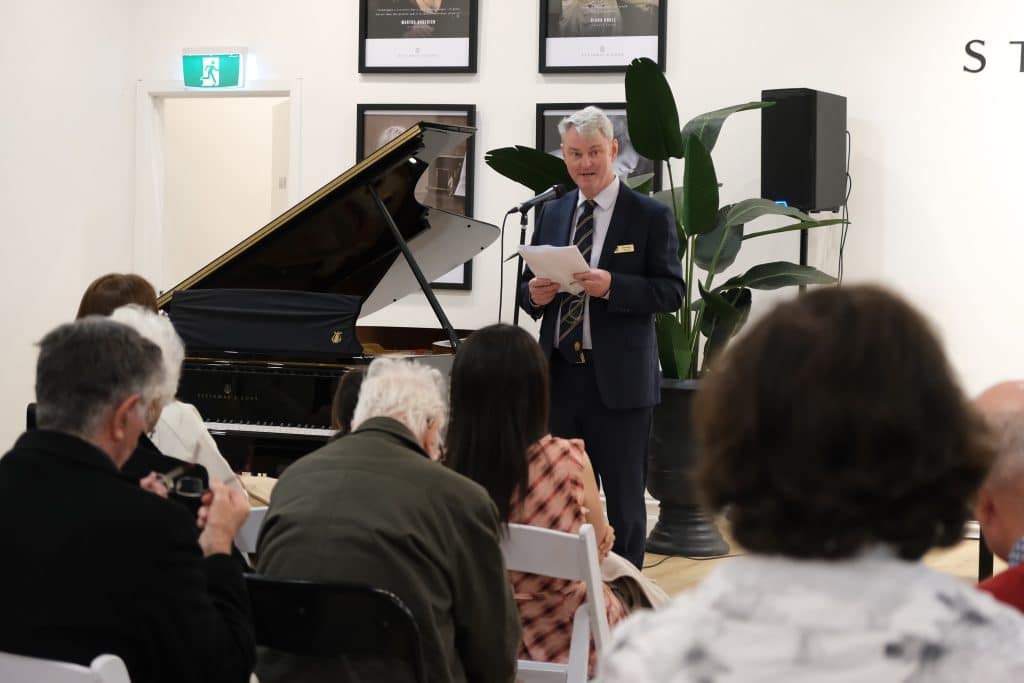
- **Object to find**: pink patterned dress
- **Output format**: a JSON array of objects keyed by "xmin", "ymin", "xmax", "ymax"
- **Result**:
[{"xmin": 508, "ymin": 434, "xmax": 627, "ymax": 673}]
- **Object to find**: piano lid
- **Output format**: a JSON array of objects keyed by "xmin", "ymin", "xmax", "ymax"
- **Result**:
[{"xmin": 156, "ymin": 122, "xmax": 498, "ymax": 316}]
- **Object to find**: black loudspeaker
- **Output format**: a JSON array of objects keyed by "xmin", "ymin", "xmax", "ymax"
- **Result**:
[{"xmin": 761, "ymin": 88, "xmax": 847, "ymax": 213}]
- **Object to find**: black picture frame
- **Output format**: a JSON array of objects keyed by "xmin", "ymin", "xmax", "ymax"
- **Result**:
[
  {"xmin": 356, "ymin": 103, "xmax": 476, "ymax": 290},
  {"xmin": 536, "ymin": 102, "xmax": 663, "ymax": 192},
  {"xmin": 359, "ymin": 0, "xmax": 479, "ymax": 73},
  {"xmin": 538, "ymin": 0, "xmax": 666, "ymax": 73}
]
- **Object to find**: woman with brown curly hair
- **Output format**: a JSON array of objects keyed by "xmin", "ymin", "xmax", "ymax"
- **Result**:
[{"xmin": 601, "ymin": 285, "xmax": 1024, "ymax": 681}]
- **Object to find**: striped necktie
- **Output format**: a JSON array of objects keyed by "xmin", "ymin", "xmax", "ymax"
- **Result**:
[{"xmin": 557, "ymin": 199, "xmax": 596, "ymax": 364}]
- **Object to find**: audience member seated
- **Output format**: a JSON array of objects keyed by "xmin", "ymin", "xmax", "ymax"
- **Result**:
[
  {"xmin": 0, "ymin": 316, "xmax": 254, "ymax": 683},
  {"xmin": 445, "ymin": 324, "xmax": 666, "ymax": 674},
  {"xmin": 974, "ymin": 381, "xmax": 1024, "ymax": 611},
  {"xmin": 600, "ymin": 285, "xmax": 1024, "ymax": 681},
  {"xmin": 255, "ymin": 357, "xmax": 520, "ymax": 683},
  {"xmin": 76, "ymin": 272, "xmax": 241, "ymax": 490},
  {"xmin": 327, "ymin": 366, "xmax": 366, "ymax": 441},
  {"xmin": 109, "ymin": 304, "xmax": 210, "ymax": 501}
]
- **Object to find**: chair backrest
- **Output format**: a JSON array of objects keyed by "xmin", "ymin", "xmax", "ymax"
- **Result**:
[
  {"xmin": 0, "ymin": 651, "xmax": 130, "ymax": 683},
  {"xmin": 500, "ymin": 523, "xmax": 610, "ymax": 682},
  {"xmin": 235, "ymin": 505, "xmax": 267, "ymax": 554},
  {"xmin": 245, "ymin": 573, "xmax": 427, "ymax": 683}
]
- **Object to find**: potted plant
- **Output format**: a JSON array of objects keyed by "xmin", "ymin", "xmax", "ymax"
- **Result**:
[{"xmin": 486, "ymin": 57, "xmax": 845, "ymax": 555}]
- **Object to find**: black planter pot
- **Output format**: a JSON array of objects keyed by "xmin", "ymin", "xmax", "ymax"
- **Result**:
[{"xmin": 645, "ymin": 378, "xmax": 729, "ymax": 556}]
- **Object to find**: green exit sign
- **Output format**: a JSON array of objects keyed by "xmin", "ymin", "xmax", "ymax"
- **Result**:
[{"xmin": 182, "ymin": 49, "xmax": 245, "ymax": 89}]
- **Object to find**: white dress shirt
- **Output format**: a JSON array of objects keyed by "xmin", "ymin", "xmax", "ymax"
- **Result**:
[{"xmin": 566, "ymin": 176, "xmax": 619, "ymax": 350}]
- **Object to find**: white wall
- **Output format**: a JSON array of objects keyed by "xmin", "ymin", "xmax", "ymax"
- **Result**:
[
  {"xmin": 0, "ymin": 1, "xmax": 136, "ymax": 449},
  {"xmin": 3, "ymin": 0, "xmax": 1024, "ymax": 448}
]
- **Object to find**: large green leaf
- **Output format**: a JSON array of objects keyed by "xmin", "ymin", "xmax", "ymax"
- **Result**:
[
  {"xmin": 652, "ymin": 186, "xmax": 684, "ymax": 215},
  {"xmin": 717, "ymin": 262, "xmax": 838, "ymax": 291},
  {"xmin": 742, "ymin": 218, "xmax": 847, "ymax": 240},
  {"xmin": 700, "ymin": 286, "xmax": 751, "ymax": 371},
  {"xmin": 681, "ymin": 136, "xmax": 719, "ymax": 237},
  {"xmin": 680, "ymin": 102, "xmax": 774, "ymax": 157},
  {"xmin": 699, "ymin": 286, "xmax": 750, "ymax": 337},
  {"xmin": 625, "ymin": 172, "xmax": 655, "ymax": 194},
  {"xmin": 698, "ymin": 283, "xmax": 739, "ymax": 338},
  {"xmin": 720, "ymin": 198, "xmax": 811, "ymax": 230},
  {"xmin": 484, "ymin": 146, "xmax": 572, "ymax": 193},
  {"xmin": 655, "ymin": 313, "xmax": 691, "ymax": 380},
  {"xmin": 695, "ymin": 205, "xmax": 744, "ymax": 274},
  {"xmin": 625, "ymin": 57, "xmax": 684, "ymax": 161}
]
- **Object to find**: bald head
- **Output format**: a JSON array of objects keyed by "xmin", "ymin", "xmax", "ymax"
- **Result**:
[
  {"xmin": 974, "ymin": 382, "xmax": 1024, "ymax": 485},
  {"xmin": 976, "ymin": 381, "xmax": 1024, "ymax": 415},
  {"xmin": 975, "ymin": 382, "xmax": 1024, "ymax": 560}
]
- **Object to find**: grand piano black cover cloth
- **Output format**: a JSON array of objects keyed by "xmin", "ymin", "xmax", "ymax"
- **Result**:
[{"xmin": 167, "ymin": 288, "xmax": 364, "ymax": 359}]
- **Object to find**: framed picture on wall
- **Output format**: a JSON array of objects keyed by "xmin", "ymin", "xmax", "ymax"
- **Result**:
[
  {"xmin": 537, "ymin": 102, "xmax": 662, "ymax": 192},
  {"xmin": 359, "ymin": 0, "xmax": 479, "ymax": 73},
  {"xmin": 356, "ymin": 104, "xmax": 476, "ymax": 290},
  {"xmin": 539, "ymin": 0, "xmax": 666, "ymax": 73}
]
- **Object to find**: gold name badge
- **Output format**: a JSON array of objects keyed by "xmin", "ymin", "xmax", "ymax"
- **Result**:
[{"xmin": 613, "ymin": 243, "xmax": 635, "ymax": 254}]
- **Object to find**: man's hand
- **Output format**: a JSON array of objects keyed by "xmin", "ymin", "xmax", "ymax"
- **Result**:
[
  {"xmin": 139, "ymin": 472, "xmax": 169, "ymax": 498},
  {"xmin": 573, "ymin": 268, "xmax": 611, "ymax": 298},
  {"xmin": 196, "ymin": 481, "xmax": 251, "ymax": 557},
  {"xmin": 528, "ymin": 277, "xmax": 560, "ymax": 306}
]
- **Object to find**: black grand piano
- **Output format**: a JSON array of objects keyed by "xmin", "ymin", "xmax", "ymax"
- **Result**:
[{"xmin": 157, "ymin": 122, "xmax": 499, "ymax": 473}]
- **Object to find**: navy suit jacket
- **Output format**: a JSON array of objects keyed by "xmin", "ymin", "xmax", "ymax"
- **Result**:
[{"xmin": 518, "ymin": 183, "xmax": 684, "ymax": 410}]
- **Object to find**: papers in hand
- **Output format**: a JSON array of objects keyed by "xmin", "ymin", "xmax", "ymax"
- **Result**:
[{"xmin": 518, "ymin": 245, "xmax": 590, "ymax": 296}]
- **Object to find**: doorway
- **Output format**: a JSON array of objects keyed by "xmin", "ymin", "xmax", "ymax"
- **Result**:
[{"xmin": 134, "ymin": 81, "xmax": 302, "ymax": 294}]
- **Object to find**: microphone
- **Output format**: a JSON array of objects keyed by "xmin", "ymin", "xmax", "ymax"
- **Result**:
[{"xmin": 506, "ymin": 183, "xmax": 570, "ymax": 215}]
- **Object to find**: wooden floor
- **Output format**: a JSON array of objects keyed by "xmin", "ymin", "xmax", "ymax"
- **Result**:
[{"xmin": 642, "ymin": 535, "xmax": 1007, "ymax": 597}]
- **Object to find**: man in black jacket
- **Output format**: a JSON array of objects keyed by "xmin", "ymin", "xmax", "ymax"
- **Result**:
[{"xmin": 0, "ymin": 316, "xmax": 254, "ymax": 683}]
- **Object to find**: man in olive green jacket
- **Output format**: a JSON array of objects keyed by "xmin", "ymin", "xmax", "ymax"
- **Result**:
[{"xmin": 255, "ymin": 358, "xmax": 520, "ymax": 683}]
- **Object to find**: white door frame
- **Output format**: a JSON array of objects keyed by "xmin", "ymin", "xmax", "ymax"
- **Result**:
[{"xmin": 133, "ymin": 79, "xmax": 303, "ymax": 290}]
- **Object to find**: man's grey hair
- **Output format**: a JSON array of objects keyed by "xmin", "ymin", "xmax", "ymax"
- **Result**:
[
  {"xmin": 558, "ymin": 105, "xmax": 615, "ymax": 141},
  {"xmin": 109, "ymin": 305, "xmax": 184, "ymax": 407},
  {"xmin": 984, "ymin": 412, "xmax": 1024, "ymax": 489},
  {"xmin": 35, "ymin": 317, "xmax": 165, "ymax": 437},
  {"xmin": 351, "ymin": 357, "xmax": 447, "ymax": 442}
]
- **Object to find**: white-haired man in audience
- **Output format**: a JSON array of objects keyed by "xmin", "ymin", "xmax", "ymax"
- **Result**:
[
  {"xmin": 0, "ymin": 315, "xmax": 254, "ymax": 683},
  {"xmin": 255, "ymin": 357, "xmax": 520, "ymax": 683},
  {"xmin": 975, "ymin": 380, "xmax": 1024, "ymax": 612}
]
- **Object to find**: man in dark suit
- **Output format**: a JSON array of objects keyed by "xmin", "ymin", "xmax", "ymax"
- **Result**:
[
  {"xmin": 0, "ymin": 316, "xmax": 254, "ymax": 683},
  {"xmin": 256, "ymin": 357, "xmax": 520, "ymax": 683},
  {"xmin": 519, "ymin": 105, "xmax": 684, "ymax": 568}
]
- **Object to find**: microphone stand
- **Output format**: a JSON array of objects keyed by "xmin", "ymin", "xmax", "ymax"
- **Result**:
[{"xmin": 511, "ymin": 209, "xmax": 529, "ymax": 326}]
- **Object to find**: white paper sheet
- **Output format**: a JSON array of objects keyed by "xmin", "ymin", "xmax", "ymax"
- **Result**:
[{"xmin": 518, "ymin": 245, "xmax": 590, "ymax": 295}]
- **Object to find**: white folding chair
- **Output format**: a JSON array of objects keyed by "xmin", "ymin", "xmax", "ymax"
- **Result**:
[
  {"xmin": 500, "ymin": 523, "xmax": 610, "ymax": 683},
  {"xmin": 235, "ymin": 504, "xmax": 268, "ymax": 555},
  {"xmin": 0, "ymin": 651, "xmax": 130, "ymax": 682}
]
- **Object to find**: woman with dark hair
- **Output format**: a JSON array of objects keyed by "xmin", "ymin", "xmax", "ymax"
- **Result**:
[
  {"xmin": 446, "ymin": 324, "xmax": 663, "ymax": 673},
  {"xmin": 601, "ymin": 285, "xmax": 1024, "ymax": 681}
]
